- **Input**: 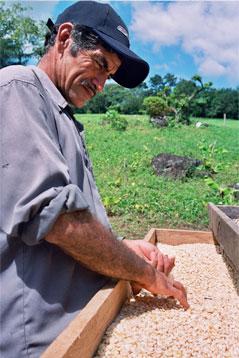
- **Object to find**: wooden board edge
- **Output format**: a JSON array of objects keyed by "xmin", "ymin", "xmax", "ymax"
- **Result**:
[
  {"xmin": 155, "ymin": 228, "xmax": 216, "ymax": 245},
  {"xmin": 143, "ymin": 228, "xmax": 157, "ymax": 244},
  {"xmin": 41, "ymin": 280, "xmax": 131, "ymax": 358},
  {"xmin": 208, "ymin": 203, "xmax": 239, "ymax": 271},
  {"xmin": 41, "ymin": 227, "xmax": 218, "ymax": 358},
  {"xmin": 213, "ymin": 204, "xmax": 239, "ymax": 219},
  {"xmin": 208, "ymin": 203, "xmax": 239, "ymax": 234}
]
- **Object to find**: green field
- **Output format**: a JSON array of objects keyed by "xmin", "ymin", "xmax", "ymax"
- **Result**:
[{"xmin": 76, "ymin": 114, "xmax": 239, "ymax": 238}]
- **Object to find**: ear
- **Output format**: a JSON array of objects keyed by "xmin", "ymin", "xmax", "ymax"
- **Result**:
[{"xmin": 56, "ymin": 23, "xmax": 74, "ymax": 54}]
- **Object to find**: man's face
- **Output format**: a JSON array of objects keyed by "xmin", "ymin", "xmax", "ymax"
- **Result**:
[{"xmin": 57, "ymin": 42, "xmax": 122, "ymax": 108}]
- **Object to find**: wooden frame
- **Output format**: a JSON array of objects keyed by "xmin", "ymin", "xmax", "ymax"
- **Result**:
[
  {"xmin": 41, "ymin": 228, "xmax": 216, "ymax": 358},
  {"xmin": 41, "ymin": 280, "xmax": 131, "ymax": 358},
  {"xmin": 208, "ymin": 203, "xmax": 239, "ymax": 271}
]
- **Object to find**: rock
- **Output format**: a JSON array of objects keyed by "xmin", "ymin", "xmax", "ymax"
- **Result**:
[
  {"xmin": 230, "ymin": 183, "xmax": 239, "ymax": 200},
  {"xmin": 233, "ymin": 183, "xmax": 239, "ymax": 190},
  {"xmin": 150, "ymin": 116, "xmax": 168, "ymax": 127},
  {"xmin": 152, "ymin": 153, "xmax": 202, "ymax": 179},
  {"xmin": 195, "ymin": 121, "xmax": 209, "ymax": 128}
]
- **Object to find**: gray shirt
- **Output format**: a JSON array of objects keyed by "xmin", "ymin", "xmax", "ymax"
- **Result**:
[{"xmin": 0, "ymin": 65, "xmax": 113, "ymax": 357}]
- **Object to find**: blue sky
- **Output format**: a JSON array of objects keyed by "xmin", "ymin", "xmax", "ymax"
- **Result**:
[{"xmin": 22, "ymin": 1, "xmax": 239, "ymax": 89}]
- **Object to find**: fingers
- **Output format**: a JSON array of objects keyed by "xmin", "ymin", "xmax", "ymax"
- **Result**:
[
  {"xmin": 146, "ymin": 271, "xmax": 189, "ymax": 310},
  {"xmin": 126, "ymin": 241, "xmax": 175, "ymax": 277},
  {"xmin": 149, "ymin": 251, "xmax": 158, "ymax": 268},
  {"xmin": 167, "ymin": 280, "xmax": 189, "ymax": 310},
  {"xmin": 163, "ymin": 255, "xmax": 175, "ymax": 276},
  {"xmin": 156, "ymin": 252, "xmax": 164, "ymax": 272},
  {"xmin": 151, "ymin": 251, "xmax": 175, "ymax": 276}
]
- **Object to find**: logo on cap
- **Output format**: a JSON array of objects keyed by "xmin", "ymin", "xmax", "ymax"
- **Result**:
[{"xmin": 117, "ymin": 25, "xmax": 128, "ymax": 38}]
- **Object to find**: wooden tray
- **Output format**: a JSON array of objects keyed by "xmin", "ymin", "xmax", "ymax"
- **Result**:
[
  {"xmin": 208, "ymin": 203, "xmax": 239, "ymax": 271},
  {"xmin": 41, "ymin": 228, "xmax": 216, "ymax": 358}
]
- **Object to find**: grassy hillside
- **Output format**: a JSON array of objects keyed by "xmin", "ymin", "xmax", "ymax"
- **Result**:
[{"xmin": 76, "ymin": 114, "xmax": 239, "ymax": 238}]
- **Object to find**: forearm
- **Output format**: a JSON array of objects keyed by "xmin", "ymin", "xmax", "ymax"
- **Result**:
[
  {"xmin": 45, "ymin": 210, "xmax": 155, "ymax": 286},
  {"xmin": 45, "ymin": 210, "xmax": 189, "ymax": 309}
]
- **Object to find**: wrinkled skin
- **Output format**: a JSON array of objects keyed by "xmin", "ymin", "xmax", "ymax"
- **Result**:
[{"xmin": 39, "ymin": 23, "xmax": 121, "ymax": 108}]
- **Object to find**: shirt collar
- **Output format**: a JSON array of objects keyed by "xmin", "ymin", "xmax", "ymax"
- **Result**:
[{"xmin": 28, "ymin": 65, "xmax": 68, "ymax": 109}]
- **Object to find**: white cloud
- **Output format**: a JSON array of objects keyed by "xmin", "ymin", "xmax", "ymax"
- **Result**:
[
  {"xmin": 131, "ymin": 1, "xmax": 239, "ymax": 83},
  {"xmin": 199, "ymin": 59, "xmax": 226, "ymax": 77},
  {"xmin": 155, "ymin": 63, "xmax": 169, "ymax": 71},
  {"xmin": 23, "ymin": 1, "xmax": 59, "ymax": 22}
]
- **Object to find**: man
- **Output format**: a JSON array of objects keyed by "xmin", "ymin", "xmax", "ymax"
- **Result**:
[{"xmin": 0, "ymin": 1, "xmax": 188, "ymax": 357}]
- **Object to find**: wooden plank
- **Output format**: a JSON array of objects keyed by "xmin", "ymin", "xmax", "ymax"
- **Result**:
[
  {"xmin": 41, "ymin": 280, "xmax": 131, "ymax": 358},
  {"xmin": 42, "ymin": 227, "xmax": 219, "ymax": 357},
  {"xmin": 155, "ymin": 228, "xmax": 216, "ymax": 245},
  {"xmin": 143, "ymin": 227, "xmax": 157, "ymax": 244},
  {"xmin": 208, "ymin": 203, "xmax": 239, "ymax": 271},
  {"xmin": 215, "ymin": 205, "xmax": 239, "ymax": 219}
]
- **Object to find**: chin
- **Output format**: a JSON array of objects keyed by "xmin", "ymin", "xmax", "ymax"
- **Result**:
[
  {"xmin": 68, "ymin": 89, "xmax": 89, "ymax": 108},
  {"xmin": 74, "ymin": 102, "xmax": 84, "ymax": 108},
  {"xmin": 70, "ymin": 97, "xmax": 88, "ymax": 108}
]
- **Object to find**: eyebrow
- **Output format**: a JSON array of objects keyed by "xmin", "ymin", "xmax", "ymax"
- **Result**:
[{"xmin": 93, "ymin": 54, "xmax": 109, "ymax": 72}]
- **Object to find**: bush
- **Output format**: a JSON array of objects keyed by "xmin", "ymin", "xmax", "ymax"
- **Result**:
[
  {"xmin": 102, "ymin": 110, "xmax": 128, "ymax": 131},
  {"xmin": 143, "ymin": 96, "xmax": 169, "ymax": 117}
]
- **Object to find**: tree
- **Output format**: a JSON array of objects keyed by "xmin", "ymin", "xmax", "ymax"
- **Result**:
[
  {"xmin": 206, "ymin": 88, "xmax": 239, "ymax": 119},
  {"xmin": 120, "ymin": 83, "xmax": 148, "ymax": 114},
  {"xmin": 148, "ymin": 73, "xmax": 177, "ymax": 95},
  {"xmin": 103, "ymin": 83, "xmax": 127, "ymax": 112},
  {"xmin": 163, "ymin": 73, "xmax": 177, "ymax": 90},
  {"xmin": 144, "ymin": 75, "xmax": 212, "ymax": 125},
  {"xmin": 82, "ymin": 92, "xmax": 108, "ymax": 113},
  {"xmin": 120, "ymin": 92, "xmax": 143, "ymax": 114},
  {"xmin": 0, "ymin": 2, "xmax": 45, "ymax": 68},
  {"xmin": 174, "ymin": 79, "xmax": 197, "ymax": 97},
  {"xmin": 174, "ymin": 79, "xmax": 208, "ymax": 118},
  {"xmin": 168, "ymin": 75, "xmax": 212, "ymax": 124},
  {"xmin": 149, "ymin": 74, "xmax": 164, "ymax": 95}
]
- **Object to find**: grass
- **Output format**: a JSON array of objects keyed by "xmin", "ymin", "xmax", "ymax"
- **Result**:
[{"xmin": 76, "ymin": 114, "xmax": 239, "ymax": 238}]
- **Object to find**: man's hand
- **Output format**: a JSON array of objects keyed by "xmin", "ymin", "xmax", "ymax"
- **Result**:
[
  {"xmin": 141, "ymin": 270, "xmax": 189, "ymax": 310},
  {"xmin": 123, "ymin": 239, "xmax": 175, "ymax": 294},
  {"xmin": 45, "ymin": 212, "xmax": 189, "ymax": 309},
  {"xmin": 124, "ymin": 239, "xmax": 189, "ymax": 309},
  {"xmin": 123, "ymin": 239, "xmax": 175, "ymax": 274}
]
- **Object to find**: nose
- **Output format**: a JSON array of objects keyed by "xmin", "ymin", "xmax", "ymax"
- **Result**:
[{"xmin": 92, "ymin": 73, "xmax": 108, "ymax": 93}]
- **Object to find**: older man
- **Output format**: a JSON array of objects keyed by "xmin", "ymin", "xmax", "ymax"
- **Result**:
[{"xmin": 0, "ymin": 1, "xmax": 188, "ymax": 357}]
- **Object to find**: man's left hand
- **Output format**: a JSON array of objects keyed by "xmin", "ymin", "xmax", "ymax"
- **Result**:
[{"xmin": 123, "ymin": 239, "xmax": 175, "ymax": 294}]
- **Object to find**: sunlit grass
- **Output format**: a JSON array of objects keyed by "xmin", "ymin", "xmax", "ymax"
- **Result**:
[{"xmin": 76, "ymin": 114, "xmax": 239, "ymax": 234}]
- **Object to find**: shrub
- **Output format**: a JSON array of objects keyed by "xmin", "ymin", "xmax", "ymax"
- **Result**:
[
  {"xmin": 143, "ymin": 96, "xmax": 169, "ymax": 118},
  {"xmin": 102, "ymin": 109, "xmax": 128, "ymax": 131}
]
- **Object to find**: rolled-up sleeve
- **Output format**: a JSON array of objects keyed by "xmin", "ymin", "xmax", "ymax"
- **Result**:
[{"xmin": 0, "ymin": 79, "xmax": 89, "ymax": 245}]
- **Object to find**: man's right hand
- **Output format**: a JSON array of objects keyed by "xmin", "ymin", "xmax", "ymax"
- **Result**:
[
  {"xmin": 125, "ymin": 240, "xmax": 189, "ymax": 309},
  {"xmin": 141, "ymin": 270, "xmax": 189, "ymax": 310},
  {"xmin": 46, "ymin": 211, "xmax": 189, "ymax": 309}
]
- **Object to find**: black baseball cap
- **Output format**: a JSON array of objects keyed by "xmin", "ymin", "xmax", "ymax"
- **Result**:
[{"xmin": 46, "ymin": 1, "xmax": 149, "ymax": 88}]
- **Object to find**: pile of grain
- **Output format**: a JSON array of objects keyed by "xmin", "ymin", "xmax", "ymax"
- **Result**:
[{"xmin": 95, "ymin": 243, "xmax": 239, "ymax": 358}]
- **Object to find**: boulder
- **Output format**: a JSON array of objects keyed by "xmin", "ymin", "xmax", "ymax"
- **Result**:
[
  {"xmin": 230, "ymin": 183, "xmax": 239, "ymax": 200},
  {"xmin": 195, "ymin": 121, "xmax": 209, "ymax": 128},
  {"xmin": 152, "ymin": 153, "xmax": 202, "ymax": 179},
  {"xmin": 150, "ymin": 116, "xmax": 168, "ymax": 127}
]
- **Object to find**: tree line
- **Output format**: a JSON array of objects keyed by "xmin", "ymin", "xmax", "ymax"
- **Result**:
[{"xmin": 78, "ymin": 75, "xmax": 238, "ymax": 120}]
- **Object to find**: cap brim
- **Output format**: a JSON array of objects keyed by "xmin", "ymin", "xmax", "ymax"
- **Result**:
[{"xmin": 94, "ymin": 30, "xmax": 149, "ymax": 88}]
